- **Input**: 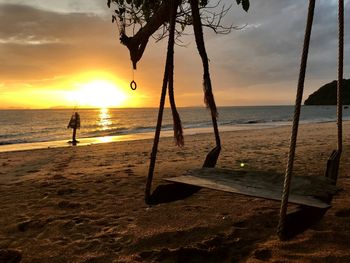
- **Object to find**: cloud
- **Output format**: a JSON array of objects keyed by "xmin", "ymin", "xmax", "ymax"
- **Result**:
[
  {"xmin": 0, "ymin": 4, "xmax": 114, "ymax": 44},
  {"xmin": 205, "ymin": 0, "xmax": 350, "ymax": 91},
  {"xmin": 0, "ymin": 0, "xmax": 108, "ymax": 15},
  {"xmin": 0, "ymin": 0, "xmax": 349, "ymax": 107},
  {"xmin": 0, "ymin": 3, "xmax": 129, "ymax": 82}
]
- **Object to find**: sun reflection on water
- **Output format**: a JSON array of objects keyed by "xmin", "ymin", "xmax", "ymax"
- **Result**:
[
  {"xmin": 96, "ymin": 136, "xmax": 114, "ymax": 143},
  {"xmin": 98, "ymin": 108, "xmax": 112, "ymax": 131}
]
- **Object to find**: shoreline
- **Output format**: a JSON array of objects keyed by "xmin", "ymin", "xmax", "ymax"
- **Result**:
[
  {"xmin": 0, "ymin": 119, "xmax": 344, "ymax": 153},
  {"xmin": 0, "ymin": 122, "xmax": 289, "ymax": 153}
]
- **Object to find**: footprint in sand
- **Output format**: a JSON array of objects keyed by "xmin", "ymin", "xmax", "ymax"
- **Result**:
[
  {"xmin": 52, "ymin": 156, "xmax": 74, "ymax": 172},
  {"xmin": 72, "ymin": 217, "xmax": 90, "ymax": 225},
  {"xmin": 26, "ymin": 169, "xmax": 40, "ymax": 174},
  {"xmin": 57, "ymin": 188, "xmax": 76, "ymax": 195},
  {"xmin": 253, "ymin": 248, "xmax": 272, "ymax": 261},
  {"xmin": 201, "ymin": 235, "xmax": 225, "ymax": 248},
  {"xmin": 17, "ymin": 219, "xmax": 45, "ymax": 232},
  {"xmin": 72, "ymin": 172, "xmax": 84, "ymax": 176},
  {"xmin": 52, "ymin": 174, "xmax": 66, "ymax": 180},
  {"xmin": 0, "ymin": 249, "xmax": 22, "ymax": 263},
  {"xmin": 98, "ymin": 162, "xmax": 110, "ymax": 167},
  {"xmin": 94, "ymin": 179, "xmax": 104, "ymax": 184},
  {"xmin": 57, "ymin": 200, "xmax": 81, "ymax": 209},
  {"xmin": 123, "ymin": 168, "xmax": 134, "ymax": 176},
  {"xmin": 232, "ymin": 220, "xmax": 248, "ymax": 228},
  {"xmin": 62, "ymin": 220, "xmax": 76, "ymax": 230},
  {"xmin": 335, "ymin": 208, "xmax": 350, "ymax": 217}
]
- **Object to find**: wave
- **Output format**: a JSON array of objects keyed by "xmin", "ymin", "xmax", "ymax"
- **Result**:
[
  {"xmin": 218, "ymin": 118, "xmax": 287, "ymax": 126},
  {"xmin": 82, "ymin": 119, "xmax": 289, "ymax": 138},
  {"xmin": 84, "ymin": 124, "xmax": 174, "ymax": 137},
  {"xmin": 2, "ymin": 106, "xmax": 350, "ymax": 147},
  {"xmin": 0, "ymin": 139, "xmax": 29, "ymax": 146}
]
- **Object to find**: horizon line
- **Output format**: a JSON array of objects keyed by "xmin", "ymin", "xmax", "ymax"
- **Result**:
[{"xmin": 0, "ymin": 104, "xmax": 319, "ymax": 110}]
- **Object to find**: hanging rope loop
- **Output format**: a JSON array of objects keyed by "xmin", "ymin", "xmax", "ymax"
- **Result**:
[
  {"xmin": 130, "ymin": 80, "xmax": 137, "ymax": 90},
  {"xmin": 130, "ymin": 66, "xmax": 137, "ymax": 90}
]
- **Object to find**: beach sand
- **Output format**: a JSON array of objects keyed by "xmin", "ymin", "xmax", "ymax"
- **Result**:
[{"xmin": 1, "ymin": 121, "xmax": 350, "ymax": 262}]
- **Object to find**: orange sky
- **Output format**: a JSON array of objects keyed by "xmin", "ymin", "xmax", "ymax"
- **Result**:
[{"xmin": 0, "ymin": 1, "xmax": 349, "ymax": 109}]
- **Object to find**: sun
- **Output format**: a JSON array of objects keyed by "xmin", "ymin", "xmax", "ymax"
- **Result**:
[{"xmin": 70, "ymin": 80, "xmax": 128, "ymax": 108}]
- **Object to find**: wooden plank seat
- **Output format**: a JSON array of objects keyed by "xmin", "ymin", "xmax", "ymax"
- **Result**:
[
  {"xmin": 325, "ymin": 149, "xmax": 341, "ymax": 182},
  {"xmin": 165, "ymin": 168, "xmax": 338, "ymax": 209}
]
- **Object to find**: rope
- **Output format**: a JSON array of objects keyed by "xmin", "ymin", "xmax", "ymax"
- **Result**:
[
  {"xmin": 130, "ymin": 66, "xmax": 137, "ymax": 90},
  {"xmin": 168, "ymin": 4, "xmax": 184, "ymax": 147},
  {"xmin": 277, "ymin": 0, "xmax": 316, "ymax": 239},
  {"xmin": 130, "ymin": 80, "xmax": 137, "ymax": 90},
  {"xmin": 337, "ymin": 0, "xmax": 344, "ymax": 153},
  {"xmin": 145, "ymin": 0, "xmax": 177, "ymax": 204},
  {"xmin": 190, "ymin": 0, "xmax": 221, "ymax": 148}
]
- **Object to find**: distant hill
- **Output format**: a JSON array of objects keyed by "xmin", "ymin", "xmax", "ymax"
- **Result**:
[{"xmin": 304, "ymin": 79, "xmax": 350, "ymax": 105}]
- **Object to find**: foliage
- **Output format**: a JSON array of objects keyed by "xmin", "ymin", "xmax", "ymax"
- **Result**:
[
  {"xmin": 107, "ymin": 0, "xmax": 250, "ymax": 39},
  {"xmin": 236, "ymin": 0, "xmax": 250, "ymax": 12},
  {"xmin": 108, "ymin": 0, "xmax": 162, "ymax": 24}
]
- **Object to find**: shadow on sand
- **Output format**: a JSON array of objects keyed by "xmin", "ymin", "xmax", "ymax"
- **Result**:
[
  {"xmin": 283, "ymin": 206, "xmax": 329, "ymax": 240},
  {"xmin": 148, "ymin": 183, "xmax": 201, "ymax": 205}
]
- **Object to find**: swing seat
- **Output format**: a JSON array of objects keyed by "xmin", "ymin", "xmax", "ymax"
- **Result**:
[
  {"xmin": 325, "ymin": 149, "xmax": 341, "ymax": 182},
  {"xmin": 165, "ymin": 168, "xmax": 338, "ymax": 209}
]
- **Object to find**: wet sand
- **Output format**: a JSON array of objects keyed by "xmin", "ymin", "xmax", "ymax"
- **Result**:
[{"xmin": 1, "ymin": 121, "xmax": 350, "ymax": 262}]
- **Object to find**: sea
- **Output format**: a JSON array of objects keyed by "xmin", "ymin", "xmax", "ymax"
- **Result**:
[{"xmin": 0, "ymin": 106, "xmax": 349, "ymax": 152}]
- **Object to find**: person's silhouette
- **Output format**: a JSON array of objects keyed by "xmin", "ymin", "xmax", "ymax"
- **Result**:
[{"xmin": 67, "ymin": 112, "xmax": 80, "ymax": 145}]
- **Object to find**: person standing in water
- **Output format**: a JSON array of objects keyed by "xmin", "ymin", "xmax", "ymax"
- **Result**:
[{"xmin": 67, "ymin": 112, "xmax": 80, "ymax": 145}]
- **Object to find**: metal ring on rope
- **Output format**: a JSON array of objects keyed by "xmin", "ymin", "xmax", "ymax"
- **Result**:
[{"xmin": 130, "ymin": 80, "xmax": 137, "ymax": 90}]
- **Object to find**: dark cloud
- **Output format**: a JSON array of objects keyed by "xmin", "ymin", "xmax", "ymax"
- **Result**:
[
  {"xmin": 205, "ymin": 0, "xmax": 349, "ymax": 91},
  {"xmin": 0, "ymin": 3, "xmax": 128, "ymax": 81},
  {"xmin": 0, "ymin": 0, "xmax": 108, "ymax": 15},
  {"xmin": 0, "ymin": 4, "xmax": 118, "ymax": 44}
]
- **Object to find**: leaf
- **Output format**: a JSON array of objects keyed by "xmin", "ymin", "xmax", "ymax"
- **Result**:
[
  {"xmin": 200, "ymin": 0, "xmax": 208, "ymax": 7},
  {"xmin": 242, "ymin": 0, "xmax": 250, "ymax": 12},
  {"xmin": 236, "ymin": 0, "xmax": 250, "ymax": 12}
]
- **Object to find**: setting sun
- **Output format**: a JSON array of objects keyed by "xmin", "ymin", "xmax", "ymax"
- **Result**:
[{"xmin": 68, "ymin": 80, "xmax": 128, "ymax": 108}]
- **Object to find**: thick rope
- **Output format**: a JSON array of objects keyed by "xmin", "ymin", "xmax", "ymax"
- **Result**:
[
  {"xmin": 145, "ymin": 0, "xmax": 177, "ymax": 204},
  {"xmin": 169, "ymin": 77, "xmax": 185, "ymax": 146},
  {"xmin": 337, "ymin": 0, "xmax": 344, "ymax": 153},
  {"xmin": 168, "ymin": 2, "xmax": 184, "ymax": 147},
  {"xmin": 190, "ymin": 0, "xmax": 221, "ymax": 148},
  {"xmin": 277, "ymin": 0, "xmax": 316, "ymax": 239}
]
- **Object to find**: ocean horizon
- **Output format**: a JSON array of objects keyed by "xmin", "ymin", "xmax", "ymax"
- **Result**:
[{"xmin": 1, "ymin": 105, "xmax": 349, "ymax": 152}]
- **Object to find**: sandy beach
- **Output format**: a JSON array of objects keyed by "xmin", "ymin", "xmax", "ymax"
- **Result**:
[{"xmin": 1, "ymin": 121, "xmax": 350, "ymax": 262}]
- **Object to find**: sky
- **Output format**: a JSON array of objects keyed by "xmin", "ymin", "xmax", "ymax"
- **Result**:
[{"xmin": 0, "ymin": 0, "xmax": 349, "ymax": 109}]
